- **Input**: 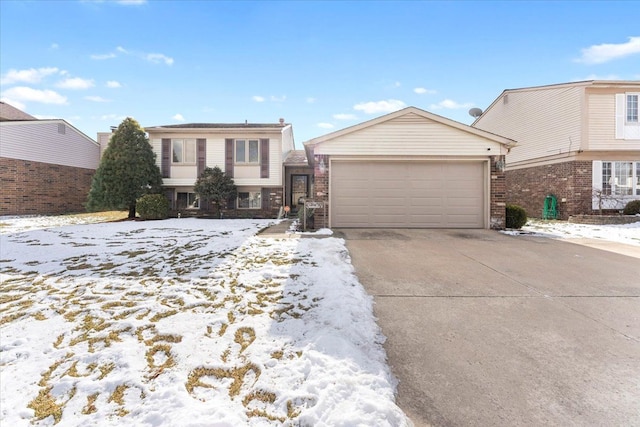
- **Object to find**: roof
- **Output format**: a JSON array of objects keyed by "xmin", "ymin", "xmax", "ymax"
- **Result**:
[
  {"xmin": 304, "ymin": 106, "xmax": 515, "ymax": 163},
  {"xmin": 283, "ymin": 150, "xmax": 309, "ymax": 166},
  {"xmin": 0, "ymin": 102, "xmax": 37, "ymax": 121},
  {"xmin": 146, "ymin": 122, "xmax": 290, "ymax": 130}
]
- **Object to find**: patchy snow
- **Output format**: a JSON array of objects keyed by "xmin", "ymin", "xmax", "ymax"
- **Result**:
[
  {"xmin": 0, "ymin": 216, "xmax": 410, "ymax": 426},
  {"xmin": 502, "ymin": 219, "xmax": 640, "ymax": 246}
]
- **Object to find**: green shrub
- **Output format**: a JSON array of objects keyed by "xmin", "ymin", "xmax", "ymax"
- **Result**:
[
  {"xmin": 623, "ymin": 200, "xmax": 640, "ymax": 215},
  {"xmin": 506, "ymin": 204, "xmax": 527, "ymax": 229},
  {"xmin": 136, "ymin": 194, "xmax": 169, "ymax": 220}
]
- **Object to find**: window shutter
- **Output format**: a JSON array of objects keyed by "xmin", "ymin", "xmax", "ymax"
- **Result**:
[
  {"xmin": 197, "ymin": 138, "xmax": 206, "ymax": 177},
  {"xmin": 164, "ymin": 189, "xmax": 175, "ymax": 210},
  {"xmin": 161, "ymin": 139, "xmax": 171, "ymax": 178},
  {"xmin": 260, "ymin": 138, "xmax": 269, "ymax": 178},
  {"xmin": 615, "ymin": 94, "xmax": 625, "ymax": 139},
  {"xmin": 592, "ymin": 161, "xmax": 602, "ymax": 210},
  {"xmin": 225, "ymin": 139, "xmax": 234, "ymax": 178},
  {"xmin": 261, "ymin": 188, "xmax": 271, "ymax": 210}
]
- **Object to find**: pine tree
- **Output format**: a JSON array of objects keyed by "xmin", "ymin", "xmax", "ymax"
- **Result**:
[
  {"xmin": 193, "ymin": 166, "xmax": 237, "ymax": 217},
  {"xmin": 87, "ymin": 117, "xmax": 163, "ymax": 218}
]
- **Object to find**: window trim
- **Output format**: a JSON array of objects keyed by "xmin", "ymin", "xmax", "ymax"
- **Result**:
[
  {"xmin": 171, "ymin": 138, "xmax": 197, "ymax": 164},
  {"xmin": 237, "ymin": 190, "xmax": 262, "ymax": 209},
  {"xmin": 234, "ymin": 139, "xmax": 260, "ymax": 164},
  {"xmin": 601, "ymin": 161, "xmax": 639, "ymax": 197},
  {"xmin": 626, "ymin": 93, "xmax": 639, "ymax": 125}
]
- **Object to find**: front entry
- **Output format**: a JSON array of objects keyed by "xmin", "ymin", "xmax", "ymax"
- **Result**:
[{"xmin": 291, "ymin": 174, "xmax": 309, "ymax": 208}]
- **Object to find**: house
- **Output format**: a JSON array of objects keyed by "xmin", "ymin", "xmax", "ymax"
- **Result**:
[
  {"xmin": 303, "ymin": 106, "xmax": 516, "ymax": 229},
  {"xmin": 145, "ymin": 120, "xmax": 295, "ymax": 217},
  {"xmin": 472, "ymin": 80, "xmax": 640, "ymax": 219},
  {"xmin": 0, "ymin": 102, "xmax": 100, "ymax": 215}
]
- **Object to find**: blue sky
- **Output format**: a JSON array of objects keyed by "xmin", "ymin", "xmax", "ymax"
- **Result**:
[{"xmin": 1, "ymin": 0, "xmax": 639, "ymax": 145}]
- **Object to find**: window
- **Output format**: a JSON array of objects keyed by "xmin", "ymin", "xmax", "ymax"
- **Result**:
[
  {"xmin": 602, "ymin": 161, "xmax": 637, "ymax": 196},
  {"xmin": 627, "ymin": 94, "xmax": 639, "ymax": 123},
  {"xmin": 238, "ymin": 191, "xmax": 261, "ymax": 209},
  {"xmin": 176, "ymin": 192, "xmax": 199, "ymax": 209},
  {"xmin": 172, "ymin": 139, "xmax": 196, "ymax": 164},
  {"xmin": 235, "ymin": 139, "xmax": 259, "ymax": 164}
]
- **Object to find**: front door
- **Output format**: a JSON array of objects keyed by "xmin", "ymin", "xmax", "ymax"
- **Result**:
[{"xmin": 291, "ymin": 175, "xmax": 308, "ymax": 207}]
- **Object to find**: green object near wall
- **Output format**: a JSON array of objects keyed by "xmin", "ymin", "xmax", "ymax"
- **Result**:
[{"xmin": 542, "ymin": 195, "xmax": 558, "ymax": 219}]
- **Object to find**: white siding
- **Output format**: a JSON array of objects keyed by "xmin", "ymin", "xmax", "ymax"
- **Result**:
[
  {"xmin": 150, "ymin": 138, "xmax": 162, "ymax": 169},
  {"xmin": 206, "ymin": 137, "xmax": 225, "ymax": 169},
  {"xmin": 314, "ymin": 113, "xmax": 505, "ymax": 156},
  {"xmin": 588, "ymin": 92, "xmax": 640, "ymax": 150},
  {"xmin": 0, "ymin": 120, "xmax": 99, "ymax": 169},
  {"xmin": 474, "ymin": 86, "xmax": 584, "ymax": 165},
  {"xmin": 281, "ymin": 125, "xmax": 295, "ymax": 153}
]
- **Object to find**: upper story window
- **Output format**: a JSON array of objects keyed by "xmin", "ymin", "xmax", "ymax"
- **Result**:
[
  {"xmin": 235, "ymin": 139, "xmax": 259, "ymax": 164},
  {"xmin": 627, "ymin": 94, "xmax": 638, "ymax": 123},
  {"xmin": 172, "ymin": 139, "xmax": 196, "ymax": 164}
]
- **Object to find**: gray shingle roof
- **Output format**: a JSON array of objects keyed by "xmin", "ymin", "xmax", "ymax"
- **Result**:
[{"xmin": 149, "ymin": 123, "xmax": 288, "ymax": 129}]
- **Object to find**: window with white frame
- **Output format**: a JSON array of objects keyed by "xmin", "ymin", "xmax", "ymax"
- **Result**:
[
  {"xmin": 237, "ymin": 191, "xmax": 261, "ymax": 209},
  {"xmin": 601, "ymin": 161, "xmax": 638, "ymax": 196},
  {"xmin": 176, "ymin": 192, "xmax": 199, "ymax": 209},
  {"xmin": 235, "ymin": 139, "xmax": 259, "ymax": 164},
  {"xmin": 172, "ymin": 139, "xmax": 196, "ymax": 164},
  {"xmin": 627, "ymin": 94, "xmax": 639, "ymax": 123}
]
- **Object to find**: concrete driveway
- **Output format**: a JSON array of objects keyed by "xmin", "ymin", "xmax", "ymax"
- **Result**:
[{"xmin": 339, "ymin": 229, "xmax": 640, "ymax": 427}]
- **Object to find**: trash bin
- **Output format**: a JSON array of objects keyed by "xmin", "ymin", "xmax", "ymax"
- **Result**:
[{"xmin": 542, "ymin": 195, "xmax": 558, "ymax": 219}]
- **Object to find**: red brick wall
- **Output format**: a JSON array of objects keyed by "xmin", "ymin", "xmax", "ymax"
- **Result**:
[
  {"xmin": 0, "ymin": 157, "xmax": 95, "ymax": 215},
  {"xmin": 505, "ymin": 160, "xmax": 593, "ymax": 219},
  {"xmin": 312, "ymin": 155, "xmax": 329, "ymax": 226},
  {"xmin": 490, "ymin": 155, "xmax": 506, "ymax": 229}
]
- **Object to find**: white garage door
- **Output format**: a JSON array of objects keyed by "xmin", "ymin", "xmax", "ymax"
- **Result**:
[{"xmin": 331, "ymin": 161, "xmax": 485, "ymax": 228}]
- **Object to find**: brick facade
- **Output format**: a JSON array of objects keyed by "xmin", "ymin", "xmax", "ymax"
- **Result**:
[
  {"xmin": 0, "ymin": 157, "xmax": 95, "ymax": 216},
  {"xmin": 505, "ymin": 160, "xmax": 593, "ymax": 220},
  {"xmin": 312, "ymin": 155, "xmax": 330, "ymax": 227}
]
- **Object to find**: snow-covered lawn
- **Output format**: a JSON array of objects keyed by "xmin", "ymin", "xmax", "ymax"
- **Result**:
[
  {"xmin": 503, "ymin": 218, "xmax": 640, "ymax": 247},
  {"xmin": 0, "ymin": 215, "xmax": 410, "ymax": 426}
]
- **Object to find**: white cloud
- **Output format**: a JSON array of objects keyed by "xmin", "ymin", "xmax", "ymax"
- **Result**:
[
  {"xmin": 172, "ymin": 113, "xmax": 185, "ymax": 121},
  {"xmin": 145, "ymin": 53, "xmax": 174, "ymax": 66},
  {"xmin": 56, "ymin": 77, "xmax": 95, "ymax": 90},
  {"xmin": 577, "ymin": 36, "xmax": 640, "ymax": 64},
  {"xmin": 317, "ymin": 122, "xmax": 334, "ymax": 129},
  {"xmin": 252, "ymin": 96, "xmax": 265, "ymax": 102},
  {"xmin": 414, "ymin": 87, "xmax": 437, "ymax": 95},
  {"xmin": 117, "ymin": 0, "xmax": 147, "ymax": 4},
  {"xmin": 1, "ymin": 67, "xmax": 60, "ymax": 85},
  {"xmin": 106, "ymin": 80, "xmax": 122, "ymax": 88},
  {"xmin": 333, "ymin": 113, "xmax": 357, "ymax": 120},
  {"xmin": 429, "ymin": 99, "xmax": 474, "ymax": 110},
  {"xmin": 575, "ymin": 74, "xmax": 621, "ymax": 81},
  {"xmin": 91, "ymin": 52, "xmax": 117, "ymax": 60},
  {"xmin": 50, "ymin": 43, "xmax": 59, "ymax": 50},
  {"xmin": 1, "ymin": 86, "xmax": 67, "ymax": 104},
  {"xmin": 85, "ymin": 96, "xmax": 110, "ymax": 102},
  {"xmin": 353, "ymin": 99, "xmax": 406, "ymax": 114},
  {"xmin": 100, "ymin": 113, "xmax": 127, "ymax": 121},
  {"xmin": 116, "ymin": 46, "xmax": 129, "ymax": 54},
  {"xmin": 306, "ymin": 97, "xmax": 317, "ymax": 104},
  {"xmin": 270, "ymin": 95, "xmax": 286, "ymax": 103}
]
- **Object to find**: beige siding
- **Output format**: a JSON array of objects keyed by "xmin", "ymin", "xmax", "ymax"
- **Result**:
[
  {"xmin": 0, "ymin": 121, "xmax": 99, "ymax": 170},
  {"xmin": 206, "ymin": 138, "xmax": 225, "ymax": 169},
  {"xmin": 150, "ymin": 139, "xmax": 162, "ymax": 169},
  {"xmin": 588, "ymin": 91, "xmax": 640, "ymax": 150},
  {"xmin": 281, "ymin": 125, "xmax": 295, "ymax": 153},
  {"xmin": 475, "ymin": 86, "xmax": 584, "ymax": 165},
  {"xmin": 314, "ymin": 113, "xmax": 506, "ymax": 156}
]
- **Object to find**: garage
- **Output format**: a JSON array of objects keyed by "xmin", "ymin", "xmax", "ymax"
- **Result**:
[
  {"xmin": 304, "ymin": 107, "xmax": 515, "ymax": 229},
  {"xmin": 331, "ymin": 161, "xmax": 485, "ymax": 228}
]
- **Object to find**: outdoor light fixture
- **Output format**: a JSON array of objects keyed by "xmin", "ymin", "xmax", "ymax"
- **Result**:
[
  {"xmin": 318, "ymin": 158, "xmax": 327, "ymax": 174},
  {"xmin": 495, "ymin": 159, "xmax": 505, "ymax": 172}
]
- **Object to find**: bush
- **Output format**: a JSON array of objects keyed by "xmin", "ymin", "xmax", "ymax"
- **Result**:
[
  {"xmin": 623, "ymin": 200, "xmax": 640, "ymax": 215},
  {"xmin": 136, "ymin": 194, "xmax": 169, "ymax": 220},
  {"xmin": 506, "ymin": 204, "xmax": 527, "ymax": 229}
]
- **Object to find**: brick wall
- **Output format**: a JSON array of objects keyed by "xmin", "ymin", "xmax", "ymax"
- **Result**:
[
  {"xmin": 490, "ymin": 155, "xmax": 506, "ymax": 229},
  {"xmin": 0, "ymin": 157, "xmax": 95, "ymax": 215},
  {"xmin": 312, "ymin": 155, "xmax": 329, "ymax": 227},
  {"xmin": 505, "ymin": 160, "xmax": 593, "ymax": 219}
]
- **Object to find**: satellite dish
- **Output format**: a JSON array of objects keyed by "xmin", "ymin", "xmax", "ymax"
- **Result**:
[{"xmin": 468, "ymin": 107, "xmax": 483, "ymax": 118}]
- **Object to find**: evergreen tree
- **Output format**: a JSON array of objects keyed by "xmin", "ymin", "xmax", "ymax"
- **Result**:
[
  {"xmin": 193, "ymin": 166, "xmax": 237, "ymax": 217},
  {"xmin": 87, "ymin": 117, "xmax": 163, "ymax": 218}
]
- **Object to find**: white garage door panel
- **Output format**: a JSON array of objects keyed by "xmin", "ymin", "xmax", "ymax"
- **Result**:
[{"xmin": 331, "ymin": 161, "xmax": 484, "ymax": 228}]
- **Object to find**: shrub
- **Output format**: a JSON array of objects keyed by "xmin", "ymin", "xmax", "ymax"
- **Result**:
[
  {"xmin": 136, "ymin": 194, "xmax": 169, "ymax": 220},
  {"xmin": 623, "ymin": 200, "xmax": 640, "ymax": 215},
  {"xmin": 506, "ymin": 204, "xmax": 527, "ymax": 229}
]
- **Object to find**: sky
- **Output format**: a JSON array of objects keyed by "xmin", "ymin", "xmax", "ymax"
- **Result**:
[{"xmin": 1, "ymin": 0, "xmax": 639, "ymax": 146}]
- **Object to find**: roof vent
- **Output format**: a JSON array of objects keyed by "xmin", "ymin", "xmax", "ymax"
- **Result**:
[{"xmin": 279, "ymin": 118, "xmax": 285, "ymax": 126}]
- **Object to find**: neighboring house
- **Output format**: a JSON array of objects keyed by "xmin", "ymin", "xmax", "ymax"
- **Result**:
[
  {"xmin": 145, "ymin": 120, "xmax": 294, "ymax": 217},
  {"xmin": 473, "ymin": 80, "xmax": 640, "ymax": 219},
  {"xmin": 0, "ymin": 102, "xmax": 100, "ymax": 216},
  {"xmin": 304, "ymin": 106, "xmax": 515, "ymax": 229}
]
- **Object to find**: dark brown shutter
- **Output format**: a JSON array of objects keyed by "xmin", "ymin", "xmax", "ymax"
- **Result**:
[
  {"xmin": 196, "ymin": 138, "xmax": 206, "ymax": 177},
  {"xmin": 225, "ymin": 138, "xmax": 234, "ymax": 178},
  {"xmin": 161, "ymin": 139, "xmax": 171, "ymax": 178},
  {"xmin": 261, "ymin": 188, "xmax": 271, "ymax": 210},
  {"xmin": 164, "ymin": 189, "xmax": 175, "ymax": 210},
  {"xmin": 260, "ymin": 138, "xmax": 269, "ymax": 178}
]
